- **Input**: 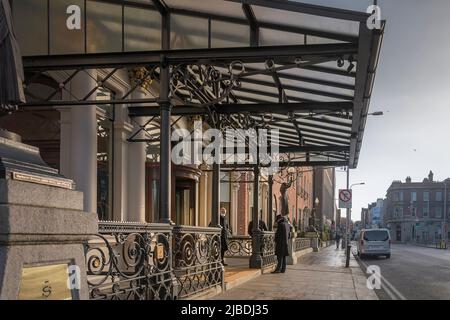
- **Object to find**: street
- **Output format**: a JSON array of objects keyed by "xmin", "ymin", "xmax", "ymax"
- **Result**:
[{"xmin": 355, "ymin": 244, "xmax": 450, "ymax": 300}]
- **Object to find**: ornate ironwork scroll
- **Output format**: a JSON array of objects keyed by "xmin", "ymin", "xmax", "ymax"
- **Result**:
[
  {"xmin": 170, "ymin": 62, "xmax": 243, "ymax": 107},
  {"xmin": 225, "ymin": 236, "xmax": 252, "ymax": 257},
  {"xmin": 85, "ymin": 221, "xmax": 176, "ymax": 300},
  {"xmin": 260, "ymin": 231, "xmax": 277, "ymax": 268},
  {"xmin": 172, "ymin": 226, "xmax": 224, "ymax": 299},
  {"xmin": 294, "ymin": 238, "xmax": 312, "ymax": 252}
]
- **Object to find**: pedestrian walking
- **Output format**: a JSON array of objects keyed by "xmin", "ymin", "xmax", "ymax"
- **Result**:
[
  {"xmin": 272, "ymin": 214, "xmax": 291, "ymax": 274},
  {"xmin": 336, "ymin": 231, "xmax": 341, "ymax": 249}
]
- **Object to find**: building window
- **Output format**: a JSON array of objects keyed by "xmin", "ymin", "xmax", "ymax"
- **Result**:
[
  {"xmin": 423, "ymin": 191, "xmax": 430, "ymax": 202},
  {"xmin": 435, "ymin": 207, "xmax": 443, "ymax": 218},
  {"xmin": 436, "ymin": 191, "xmax": 443, "ymax": 201},
  {"xmin": 394, "ymin": 207, "xmax": 403, "ymax": 218},
  {"xmin": 394, "ymin": 191, "xmax": 403, "ymax": 202},
  {"xmin": 423, "ymin": 205, "xmax": 429, "ymax": 217},
  {"xmin": 411, "ymin": 191, "xmax": 417, "ymax": 202},
  {"xmin": 411, "ymin": 207, "xmax": 417, "ymax": 217}
]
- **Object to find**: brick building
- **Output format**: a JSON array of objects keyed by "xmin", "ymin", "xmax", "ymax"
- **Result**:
[{"xmin": 385, "ymin": 171, "xmax": 450, "ymax": 243}]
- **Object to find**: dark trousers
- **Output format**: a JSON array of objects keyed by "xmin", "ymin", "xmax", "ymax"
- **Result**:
[
  {"xmin": 221, "ymin": 248, "xmax": 226, "ymax": 263},
  {"xmin": 276, "ymin": 255, "xmax": 286, "ymax": 272}
]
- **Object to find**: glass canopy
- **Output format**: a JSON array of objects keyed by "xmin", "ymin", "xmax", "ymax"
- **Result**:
[{"xmin": 16, "ymin": 0, "xmax": 385, "ymax": 169}]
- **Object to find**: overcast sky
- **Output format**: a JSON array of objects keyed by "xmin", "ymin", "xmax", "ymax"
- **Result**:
[{"xmin": 327, "ymin": 0, "xmax": 450, "ymax": 219}]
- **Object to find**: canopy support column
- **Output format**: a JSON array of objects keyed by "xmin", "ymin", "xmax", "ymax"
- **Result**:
[
  {"xmin": 159, "ymin": 60, "xmax": 172, "ymax": 224},
  {"xmin": 268, "ymin": 175, "xmax": 274, "ymax": 231},
  {"xmin": 211, "ymin": 163, "xmax": 221, "ymax": 227},
  {"xmin": 250, "ymin": 166, "xmax": 262, "ymax": 268}
]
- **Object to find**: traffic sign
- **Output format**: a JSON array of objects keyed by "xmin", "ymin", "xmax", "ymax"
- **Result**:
[{"xmin": 339, "ymin": 189, "xmax": 352, "ymax": 209}]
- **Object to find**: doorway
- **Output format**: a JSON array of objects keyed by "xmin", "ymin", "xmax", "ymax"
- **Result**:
[{"xmin": 175, "ymin": 179, "xmax": 195, "ymax": 226}]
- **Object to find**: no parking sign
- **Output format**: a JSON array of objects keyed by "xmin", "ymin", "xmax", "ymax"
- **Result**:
[{"xmin": 339, "ymin": 189, "xmax": 352, "ymax": 209}]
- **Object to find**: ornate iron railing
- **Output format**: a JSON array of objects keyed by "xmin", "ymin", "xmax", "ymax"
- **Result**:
[
  {"xmin": 294, "ymin": 238, "xmax": 312, "ymax": 252},
  {"xmin": 260, "ymin": 231, "xmax": 277, "ymax": 268},
  {"xmin": 225, "ymin": 236, "xmax": 252, "ymax": 257},
  {"xmin": 85, "ymin": 221, "xmax": 176, "ymax": 300},
  {"xmin": 172, "ymin": 226, "xmax": 224, "ymax": 299}
]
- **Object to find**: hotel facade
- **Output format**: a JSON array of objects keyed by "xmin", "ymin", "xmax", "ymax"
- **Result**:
[{"xmin": 0, "ymin": 0, "xmax": 383, "ymax": 299}]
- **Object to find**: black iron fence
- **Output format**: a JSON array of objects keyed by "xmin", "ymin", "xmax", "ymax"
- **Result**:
[
  {"xmin": 225, "ymin": 236, "xmax": 252, "ymax": 257},
  {"xmin": 294, "ymin": 238, "xmax": 312, "ymax": 252},
  {"xmin": 85, "ymin": 221, "xmax": 175, "ymax": 300},
  {"xmin": 172, "ymin": 226, "xmax": 224, "ymax": 299},
  {"xmin": 260, "ymin": 231, "xmax": 277, "ymax": 268},
  {"xmin": 85, "ymin": 222, "xmax": 224, "ymax": 300}
]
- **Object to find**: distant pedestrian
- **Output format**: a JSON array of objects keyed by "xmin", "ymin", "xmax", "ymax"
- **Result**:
[
  {"xmin": 336, "ymin": 232, "xmax": 341, "ymax": 249},
  {"xmin": 272, "ymin": 214, "xmax": 291, "ymax": 274}
]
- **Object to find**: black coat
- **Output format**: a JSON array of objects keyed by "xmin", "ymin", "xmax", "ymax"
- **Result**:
[
  {"xmin": 220, "ymin": 215, "xmax": 229, "ymax": 252},
  {"xmin": 275, "ymin": 217, "xmax": 291, "ymax": 257}
]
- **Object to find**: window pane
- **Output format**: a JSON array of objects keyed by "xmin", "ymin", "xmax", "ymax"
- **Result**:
[
  {"xmin": 211, "ymin": 20, "xmax": 249, "ymax": 48},
  {"xmin": 86, "ymin": 1, "xmax": 122, "ymax": 53},
  {"xmin": 12, "ymin": 0, "xmax": 48, "ymax": 55},
  {"xmin": 436, "ymin": 207, "xmax": 442, "ymax": 218},
  {"xmin": 260, "ymin": 28, "xmax": 305, "ymax": 46},
  {"xmin": 171, "ymin": 14, "xmax": 208, "ymax": 49},
  {"xmin": 124, "ymin": 7, "xmax": 161, "ymax": 51},
  {"xmin": 50, "ymin": 0, "xmax": 85, "ymax": 54}
]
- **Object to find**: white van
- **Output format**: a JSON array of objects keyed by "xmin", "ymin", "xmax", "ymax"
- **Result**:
[{"xmin": 356, "ymin": 229, "xmax": 391, "ymax": 259}]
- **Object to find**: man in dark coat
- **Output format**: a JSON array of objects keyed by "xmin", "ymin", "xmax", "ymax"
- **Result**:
[
  {"xmin": 209, "ymin": 207, "xmax": 231, "ymax": 266},
  {"xmin": 219, "ymin": 207, "xmax": 230, "ymax": 266},
  {"xmin": 272, "ymin": 214, "xmax": 291, "ymax": 273}
]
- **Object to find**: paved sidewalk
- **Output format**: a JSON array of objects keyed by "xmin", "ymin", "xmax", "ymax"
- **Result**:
[{"xmin": 212, "ymin": 245, "xmax": 378, "ymax": 300}]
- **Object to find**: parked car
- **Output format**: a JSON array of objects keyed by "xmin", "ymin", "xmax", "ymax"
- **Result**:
[{"xmin": 356, "ymin": 229, "xmax": 391, "ymax": 259}]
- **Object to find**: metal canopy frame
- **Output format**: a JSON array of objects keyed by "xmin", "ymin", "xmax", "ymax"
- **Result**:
[{"xmin": 20, "ymin": 0, "xmax": 384, "ymax": 170}]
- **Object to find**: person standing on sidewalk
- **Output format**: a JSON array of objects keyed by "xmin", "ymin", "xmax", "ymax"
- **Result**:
[
  {"xmin": 335, "ymin": 231, "xmax": 341, "ymax": 249},
  {"xmin": 272, "ymin": 214, "xmax": 291, "ymax": 274}
]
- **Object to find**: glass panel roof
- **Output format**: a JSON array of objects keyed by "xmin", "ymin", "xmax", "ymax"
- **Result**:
[
  {"xmin": 292, "ymin": 0, "xmax": 373, "ymax": 12},
  {"xmin": 211, "ymin": 20, "xmax": 250, "ymax": 48},
  {"xmin": 252, "ymin": 5, "xmax": 360, "ymax": 36},
  {"xmin": 18, "ymin": 0, "xmax": 382, "ymax": 169},
  {"xmin": 165, "ymin": 0, "xmax": 246, "ymax": 19}
]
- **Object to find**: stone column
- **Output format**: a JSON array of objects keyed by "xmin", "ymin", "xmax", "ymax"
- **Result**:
[
  {"xmin": 230, "ymin": 171, "xmax": 241, "ymax": 236},
  {"xmin": 237, "ymin": 172, "xmax": 249, "ymax": 236},
  {"xmin": 112, "ymin": 120, "xmax": 131, "ymax": 221},
  {"xmin": 126, "ymin": 88, "xmax": 147, "ymax": 223},
  {"xmin": 198, "ymin": 170, "xmax": 209, "ymax": 227},
  {"xmin": 69, "ymin": 70, "xmax": 98, "ymax": 214}
]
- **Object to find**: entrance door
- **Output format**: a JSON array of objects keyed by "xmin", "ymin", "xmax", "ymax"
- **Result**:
[{"xmin": 175, "ymin": 180, "xmax": 195, "ymax": 226}]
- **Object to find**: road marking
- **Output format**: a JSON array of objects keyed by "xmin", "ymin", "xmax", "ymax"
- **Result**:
[{"xmin": 354, "ymin": 253, "xmax": 407, "ymax": 300}]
